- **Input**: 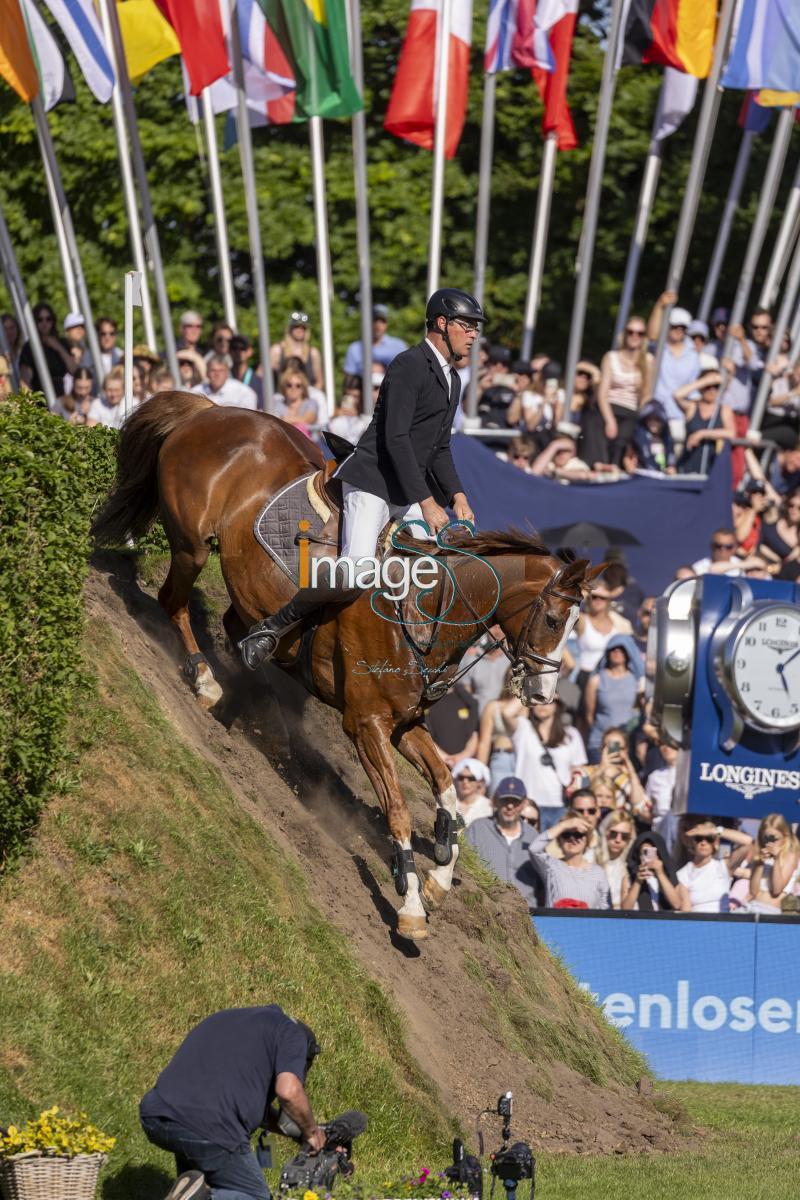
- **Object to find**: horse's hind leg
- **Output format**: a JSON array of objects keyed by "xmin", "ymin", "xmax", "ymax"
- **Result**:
[
  {"xmin": 158, "ymin": 540, "xmax": 223, "ymax": 709},
  {"xmin": 343, "ymin": 708, "xmax": 428, "ymax": 942},
  {"xmin": 395, "ymin": 723, "xmax": 459, "ymax": 911}
]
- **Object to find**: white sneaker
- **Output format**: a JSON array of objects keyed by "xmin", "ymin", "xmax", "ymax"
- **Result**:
[{"xmin": 163, "ymin": 1171, "xmax": 210, "ymax": 1200}]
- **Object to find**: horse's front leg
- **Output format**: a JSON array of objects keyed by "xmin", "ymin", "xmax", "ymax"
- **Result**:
[
  {"xmin": 343, "ymin": 708, "xmax": 428, "ymax": 941},
  {"xmin": 395, "ymin": 723, "xmax": 460, "ymax": 911}
]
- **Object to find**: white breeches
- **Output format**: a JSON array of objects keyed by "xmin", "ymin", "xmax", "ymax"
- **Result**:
[{"xmin": 341, "ymin": 484, "xmax": 434, "ymax": 559}]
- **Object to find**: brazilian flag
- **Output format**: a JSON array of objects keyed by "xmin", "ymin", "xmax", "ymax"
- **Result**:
[{"xmin": 259, "ymin": 0, "xmax": 362, "ymax": 120}]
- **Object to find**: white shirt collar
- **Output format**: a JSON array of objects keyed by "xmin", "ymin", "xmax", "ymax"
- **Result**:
[{"xmin": 425, "ymin": 336, "xmax": 451, "ymax": 377}]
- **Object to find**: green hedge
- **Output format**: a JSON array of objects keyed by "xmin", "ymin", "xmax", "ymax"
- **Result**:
[{"xmin": 0, "ymin": 395, "xmax": 119, "ymax": 865}]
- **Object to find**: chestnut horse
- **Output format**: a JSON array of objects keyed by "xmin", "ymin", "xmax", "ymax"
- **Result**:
[{"xmin": 92, "ymin": 393, "xmax": 603, "ymax": 940}]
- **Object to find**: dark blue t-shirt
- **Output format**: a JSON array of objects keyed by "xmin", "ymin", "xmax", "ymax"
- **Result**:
[{"xmin": 140, "ymin": 1006, "xmax": 309, "ymax": 1150}]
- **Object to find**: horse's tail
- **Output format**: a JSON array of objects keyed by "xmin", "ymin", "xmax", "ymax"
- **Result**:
[{"xmin": 90, "ymin": 390, "xmax": 214, "ymax": 545}]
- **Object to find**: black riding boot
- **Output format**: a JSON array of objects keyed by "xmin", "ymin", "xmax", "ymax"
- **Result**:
[{"xmin": 239, "ymin": 586, "xmax": 361, "ymax": 670}]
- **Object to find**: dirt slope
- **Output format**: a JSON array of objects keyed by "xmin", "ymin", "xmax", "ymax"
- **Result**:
[{"xmin": 86, "ymin": 555, "xmax": 684, "ymax": 1156}]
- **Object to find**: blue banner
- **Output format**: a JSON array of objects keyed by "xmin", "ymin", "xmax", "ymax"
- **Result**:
[
  {"xmin": 451, "ymin": 436, "xmax": 733, "ymax": 596},
  {"xmin": 535, "ymin": 912, "xmax": 800, "ymax": 1084}
]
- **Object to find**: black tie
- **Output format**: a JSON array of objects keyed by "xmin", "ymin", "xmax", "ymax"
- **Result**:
[{"xmin": 449, "ymin": 367, "xmax": 460, "ymax": 408}]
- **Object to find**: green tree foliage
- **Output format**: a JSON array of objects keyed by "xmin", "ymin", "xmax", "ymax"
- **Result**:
[{"xmin": 0, "ymin": 3, "xmax": 791, "ymax": 365}]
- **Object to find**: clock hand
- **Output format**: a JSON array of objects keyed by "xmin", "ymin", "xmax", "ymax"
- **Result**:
[
  {"xmin": 778, "ymin": 664, "xmax": 789, "ymax": 694},
  {"xmin": 781, "ymin": 646, "xmax": 800, "ymax": 669}
]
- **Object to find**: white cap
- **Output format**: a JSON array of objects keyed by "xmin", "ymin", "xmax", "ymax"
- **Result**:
[
  {"xmin": 63, "ymin": 312, "xmax": 85, "ymax": 331},
  {"xmin": 451, "ymin": 758, "xmax": 491, "ymax": 787},
  {"xmin": 669, "ymin": 307, "xmax": 692, "ymax": 328}
]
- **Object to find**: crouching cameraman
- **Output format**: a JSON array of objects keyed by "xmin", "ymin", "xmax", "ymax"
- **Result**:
[{"xmin": 140, "ymin": 1005, "xmax": 323, "ymax": 1200}]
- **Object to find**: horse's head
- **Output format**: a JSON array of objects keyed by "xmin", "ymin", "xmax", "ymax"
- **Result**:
[{"xmin": 498, "ymin": 557, "xmax": 607, "ymax": 705}]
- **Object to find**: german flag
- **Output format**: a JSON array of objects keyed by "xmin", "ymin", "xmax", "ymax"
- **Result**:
[{"xmin": 622, "ymin": 0, "xmax": 717, "ymax": 79}]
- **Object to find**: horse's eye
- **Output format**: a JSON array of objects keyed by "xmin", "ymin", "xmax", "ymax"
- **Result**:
[{"xmin": 545, "ymin": 613, "xmax": 559, "ymax": 631}]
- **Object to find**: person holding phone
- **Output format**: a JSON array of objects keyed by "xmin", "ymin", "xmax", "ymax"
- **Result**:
[
  {"xmin": 621, "ymin": 832, "xmax": 683, "ymax": 911},
  {"xmin": 747, "ymin": 814, "xmax": 800, "ymax": 914},
  {"xmin": 596, "ymin": 812, "xmax": 636, "ymax": 908},
  {"xmin": 590, "ymin": 727, "xmax": 649, "ymax": 817},
  {"xmin": 675, "ymin": 821, "xmax": 753, "ymax": 913}
]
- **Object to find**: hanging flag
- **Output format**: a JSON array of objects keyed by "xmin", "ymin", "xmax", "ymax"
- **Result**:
[
  {"xmin": 259, "ymin": 0, "xmax": 360, "ymax": 120},
  {"xmin": 20, "ymin": 0, "xmax": 67, "ymax": 110},
  {"xmin": 237, "ymin": 0, "xmax": 294, "ymax": 118},
  {"xmin": 531, "ymin": 0, "xmax": 578, "ymax": 149},
  {"xmin": 622, "ymin": 0, "xmax": 718, "ymax": 79},
  {"xmin": 186, "ymin": 61, "xmax": 295, "ymax": 126},
  {"xmin": 738, "ymin": 91, "xmax": 773, "ymax": 132},
  {"xmin": 485, "ymin": 0, "xmax": 519, "ymax": 74},
  {"xmin": 384, "ymin": 0, "xmax": 472, "ymax": 157},
  {"xmin": 723, "ymin": 1, "xmax": 800, "ymax": 93},
  {"xmin": 0, "ymin": 0, "xmax": 39, "ymax": 101},
  {"xmin": 38, "ymin": 0, "xmax": 114, "ymax": 102},
  {"xmin": 651, "ymin": 64, "xmax": 697, "ymax": 141},
  {"xmin": 153, "ymin": 0, "xmax": 229, "ymax": 94},
  {"xmin": 117, "ymin": 0, "xmax": 180, "ymax": 81},
  {"xmin": 756, "ymin": 90, "xmax": 800, "ymax": 109}
]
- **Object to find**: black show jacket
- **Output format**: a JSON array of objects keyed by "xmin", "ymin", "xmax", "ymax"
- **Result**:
[{"xmin": 334, "ymin": 339, "xmax": 465, "ymax": 507}]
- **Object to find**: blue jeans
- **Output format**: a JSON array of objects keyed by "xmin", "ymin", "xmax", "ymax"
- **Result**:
[
  {"xmin": 538, "ymin": 805, "xmax": 567, "ymax": 832},
  {"xmin": 140, "ymin": 1114, "xmax": 270, "ymax": 1200}
]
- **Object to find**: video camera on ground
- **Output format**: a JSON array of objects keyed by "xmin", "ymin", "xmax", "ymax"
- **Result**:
[
  {"xmin": 278, "ymin": 1110, "xmax": 367, "ymax": 1195},
  {"xmin": 447, "ymin": 1092, "xmax": 534, "ymax": 1200}
]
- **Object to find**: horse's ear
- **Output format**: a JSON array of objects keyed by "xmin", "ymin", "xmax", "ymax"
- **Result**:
[
  {"xmin": 581, "ymin": 561, "xmax": 610, "ymax": 597},
  {"xmin": 560, "ymin": 556, "xmax": 590, "ymax": 581}
]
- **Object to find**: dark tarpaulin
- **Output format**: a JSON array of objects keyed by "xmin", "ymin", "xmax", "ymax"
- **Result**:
[{"xmin": 451, "ymin": 436, "xmax": 733, "ymax": 596}]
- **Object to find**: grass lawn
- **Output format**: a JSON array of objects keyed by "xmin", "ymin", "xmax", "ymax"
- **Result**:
[{"xmin": 535, "ymin": 1080, "xmax": 800, "ymax": 1199}]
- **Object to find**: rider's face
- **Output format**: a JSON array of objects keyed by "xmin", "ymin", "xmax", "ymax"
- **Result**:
[{"xmin": 439, "ymin": 316, "xmax": 479, "ymax": 359}]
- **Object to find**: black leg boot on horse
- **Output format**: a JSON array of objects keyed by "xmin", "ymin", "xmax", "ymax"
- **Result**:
[{"xmin": 239, "ymin": 584, "xmax": 362, "ymax": 669}]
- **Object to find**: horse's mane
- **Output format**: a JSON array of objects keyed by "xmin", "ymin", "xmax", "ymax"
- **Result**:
[{"xmin": 393, "ymin": 525, "xmax": 551, "ymax": 557}]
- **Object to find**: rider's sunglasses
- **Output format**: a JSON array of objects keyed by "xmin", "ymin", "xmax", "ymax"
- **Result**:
[{"xmin": 449, "ymin": 318, "xmax": 480, "ymax": 333}]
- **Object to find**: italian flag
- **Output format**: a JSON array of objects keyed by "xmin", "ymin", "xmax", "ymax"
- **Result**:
[
  {"xmin": 259, "ymin": 0, "xmax": 362, "ymax": 119},
  {"xmin": 384, "ymin": 0, "xmax": 473, "ymax": 159}
]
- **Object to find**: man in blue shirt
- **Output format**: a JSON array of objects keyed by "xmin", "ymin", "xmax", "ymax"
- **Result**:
[
  {"xmin": 140, "ymin": 1006, "xmax": 322, "ymax": 1200},
  {"xmin": 343, "ymin": 304, "xmax": 407, "ymax": 377},
  {"xmin": 648, "ymin": 292, "xmax": 700, "ymax": 441}
]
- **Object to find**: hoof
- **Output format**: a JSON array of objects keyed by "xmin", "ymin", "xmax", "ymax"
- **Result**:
[
  {"xmin": 193, "ymin": 669, "xmax": 223, "ymax": 710},
  {"xmin": 421, "ymin": 873, "xmax": 448, "ymax": 911},
  {"xmin": 397, "ymin": 913, "xmax": 429, "ymax": 941}
]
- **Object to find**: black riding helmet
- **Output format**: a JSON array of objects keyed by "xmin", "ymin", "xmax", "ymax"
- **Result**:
[
  {"xmin": 425, "ymin": 287, "xmax": 486, "ymax": 329},
  {"xmin": 426, "ymin": 288, "xmax": 486, "ymax": 361}
]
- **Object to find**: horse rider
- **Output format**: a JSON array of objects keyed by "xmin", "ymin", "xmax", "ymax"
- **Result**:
[{"xmin": 239, "ymin": 287, "xmax": 485, "ymax": 668}]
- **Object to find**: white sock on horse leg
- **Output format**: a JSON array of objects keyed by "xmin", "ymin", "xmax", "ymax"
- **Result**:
[
  {"xmin": 427, "ymin": 784, "xmax": 460, "ymax": 892},
  {"xmin": 396, "ymin": 837, "xmax": 426, "ymax": 919}
]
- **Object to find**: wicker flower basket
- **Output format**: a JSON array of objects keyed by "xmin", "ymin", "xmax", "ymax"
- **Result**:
[{"xmin": 0, "ymin": 1151, "xmax": 107, "ymax": 1200}]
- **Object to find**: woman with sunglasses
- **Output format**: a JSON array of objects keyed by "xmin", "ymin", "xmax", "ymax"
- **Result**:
[
  {"xmin": 269, "ymin": 311, "xmax": 322, "ymax": 389},
  {"xmin": 747, "ymin": 814, "xmax": 800, "ymax": 915},
  {"xmin": 503, "ymin": 696, "xmax": 587, "ymax": 831},
  {"xmin": 570, "ymin": 360, "xmax": 608, "ymax": 469},
  {"xmin": 596, "ymin": 812, "xmax": 635, "ymax": 908},
  {"xmin": 673, "ymin": 371, "xmax": 736, "ymax": 474},
  {"xmin": 452, "ymin": 758, "xmax": 493, "ymax": 828},
  {"xmin": 675, "ymin": 821, "xmax": 753, "ymax": 913},
  {"xmin": 18, "ymin": 302, "xmax": 74, "ymax": 397},
  {"xmin": 621, "ymin": 831, "xmax": 682, "ymax": 911},
  {"xmin": 758, "ymin": 488, "xmax": 800, "ymax": 571},
  {"xmin": 529, "ymin": 810, "xmax": 611, "ymax": 908},
  {"xmin": 274, "ymin": 368, "xmax": 318, "ymax": 439},
  {"xmin": 596, "ymin": 317, "xmax": 653, "ymax": 466}
]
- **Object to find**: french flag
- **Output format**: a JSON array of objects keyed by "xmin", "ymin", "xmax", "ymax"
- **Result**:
[
  {"xmin": 384, "ymin": 0, "xmax": 473, "ymax": 159},
  {"xmin": 531, "ymin": 0, "xmax": 579, "ymax": 151}
]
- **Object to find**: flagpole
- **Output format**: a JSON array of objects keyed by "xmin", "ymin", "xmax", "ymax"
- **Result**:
[
  {"xmin": 427, "ymin": 0, "xmax": 452, "ymax": 298},
  {"xmin": 699, "ymin": 106, "xmax": 795, "ymax": 474},
  {"xmin": 696, "ymin": 128, "xmax": 756, "ymax": 324},
  {"xmin": 562, "ymin": 0, "xmax": 626, "ymax": 422},
  {"xmin": 30, "ymin": 98, "xmax": 104, "ymax": 386},
  {"xmin": 759, "ymin": 157, "xmax": 800, "ymax": 312},
  {"xmin": 749, "ymin": 223, "xmax": 800, "ymax": 435},
  {"xmin": 201, "ymin": 90, "xmax": 237, "ymax": 331},
  {"xmin": 229, "ymin": 0, "xmax": 273, "ymax": 412},
  {"xmin": 347, "ymin": 0, "xmax": 373, "ymax": 413},
  {"xmin": 32, "ymin": 101, "xmax": 79, "ymax": 313},
  {"xmin": 0, "ymin": 198, "xmax": 56, "ymax": 408},
  {"xmin": 95, "ymin": 0, "xmax": 156, "ymax": 353},
  {"xmin": 612, "ymin": 140, "xmax": 662, "ymax": 346},
  {"xmin": 649, "ymin": 0, "xmax": 737, "ymax": 397},
  {"xmin": 467, "ymin": 71, "xmax": 496, "ymax": 419},
  {"xmin": 99, "ymin": 0, "xmax": 179, "ymax": 381},
  {"xmin": 309, "ymin": 117, "xmax": 336, "ymax": 418},
  {"xmin": 521, "ymin": 130, "xmax": 558, "ymax": 361}
]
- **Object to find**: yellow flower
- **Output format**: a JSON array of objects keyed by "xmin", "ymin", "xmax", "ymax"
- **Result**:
[{"xmin": 303, "ymin": 1190, "xmax": 319, "ymax": 1200}]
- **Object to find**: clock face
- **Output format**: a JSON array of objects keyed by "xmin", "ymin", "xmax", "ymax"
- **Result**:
[{"xmin": 729, "ymin": 605, "xmax": 800, "ymax": 729}]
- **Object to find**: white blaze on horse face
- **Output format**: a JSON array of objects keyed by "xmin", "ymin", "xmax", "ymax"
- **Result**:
[{"xmin": 537, "ymin": 604, "xmax": 580, "ymax": 703}]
